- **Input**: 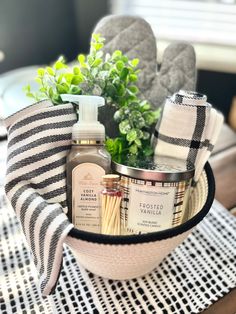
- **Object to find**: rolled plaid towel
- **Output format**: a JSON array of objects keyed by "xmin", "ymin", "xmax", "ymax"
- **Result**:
[{"xmin": 152, "ymin": 91, "xmax": 224, "ymax": 181}]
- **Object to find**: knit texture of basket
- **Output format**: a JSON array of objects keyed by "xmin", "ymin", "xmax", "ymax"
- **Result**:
[{"xmin": 66, "ymin": 171, "xmax": 209, "ymax": 280}]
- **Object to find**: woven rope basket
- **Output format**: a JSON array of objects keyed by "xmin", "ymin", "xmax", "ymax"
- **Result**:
[
  {"xmin": 66, "ymin": 163, "xmax": 214, "ymax": 280},
  {"xmin": 5, "ymin": 102, "xmax": 215, "ymax": 282}
]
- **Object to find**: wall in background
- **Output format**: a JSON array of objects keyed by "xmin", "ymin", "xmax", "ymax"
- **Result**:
[
  {"xmin": 0, "ymin": 0, "xmax": 108, "ymax": 74},
  {"xmin": 73, "ymin": 0, "xmax": 109, "ymax": 54},
  {"xmin": 197, "ymin": 70, "xmax": 236, "ymax": 120}
]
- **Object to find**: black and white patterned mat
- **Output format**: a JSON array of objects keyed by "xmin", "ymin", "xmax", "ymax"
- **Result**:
[{"xmin": 0, "ymin": 188, "xmax": 236, "ymax": 314}]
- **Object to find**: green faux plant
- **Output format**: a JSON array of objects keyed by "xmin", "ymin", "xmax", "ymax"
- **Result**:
[{"xmin": 24, "ymin": 34, "xmax": 160, "ymax": 158}]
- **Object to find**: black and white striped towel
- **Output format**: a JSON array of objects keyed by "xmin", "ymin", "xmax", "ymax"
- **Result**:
[
  {"xmin": 152, "ymin": 90, "xmax": 224, "ymax": 181},
  {"xmin": 4, "ymin": 101, "xmax": 77, "ymax": 295}
]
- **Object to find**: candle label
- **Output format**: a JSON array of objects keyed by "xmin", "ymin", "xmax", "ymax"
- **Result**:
[
  {"xmin": 127, "ymin": 182, "xmax": 176, "ymax": 232},
  {"xmin": 72, "ymin": 162, "xmax": 105, "ymax": 233}
]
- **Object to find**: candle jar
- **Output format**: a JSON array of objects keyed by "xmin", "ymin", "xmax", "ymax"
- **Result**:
[
  {"xmin": 100, "ymin": 174, "xmax": 122, "ymax": 235},
  {"xmin": 112, "ymin": 156, "xmax": 195, "ymax": 235}
]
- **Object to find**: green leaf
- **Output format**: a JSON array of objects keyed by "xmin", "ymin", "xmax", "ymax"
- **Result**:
[
  {"xmin": 130, "ymin": 111, "xmax": 145, "ymax": 128},
  {"xmin": 92, "ymin": 33, "xmax": 101, "ymax": 42},
  {"xmin": 126, "ymin": 129, "xmax": 137, "ymax": 142},
  {"xmin": 64, "ymin": 73, "xmax": 74, "ymax": 84},
  {"xmin": 95, "ymin": 78, "xmax": 106, "ymax": 89},
  {"xmin": 52, "ymin": 94, "xmax": 62, "ymax": 104},
  {"xmin": 91, "ymin": 58, "xmax": 102, "ymax": 67},
  {"xmin": 99, "ymin": 70, "xmax": 109, "ymax": 80},
  {"xmin": 57, "ymin": 83, "xmax": 69, "ymax": 94},
  {"xmin": 121, "ymin": 55, "xmax": 128, "ymax": 63},
  {"xmin": 106, "ymin": 83, "xmax": 117, "ymax": 97},
  {"xmin": 114, "ymin": 110, "xmax": 123, "ymax": 122},
  {"xmin": 128, "ymin": 85, "xmax": 139, "ymax": 94},
  {"xmin": 102, "ymin": 62, "xmax": 110, "ymax": 71},
  {"xmin": 112, "ymin": 50, "xmax": 122, "ymax": 60},
  {"xmin": 26, "ymin": 92, "xmax": 35, "ymax": 98},
  {"xmin": 87, "ymin": 55, "xmax": 94, "ymax": 65},
  {"xmin": 92, "ymin": 85, "xmax": 102, "ymax": 96},
  {"xmin": 57, "ymin": 73, "xmax": 64, "ymax": 83},
  {"xmin": 120, "ymin": 67, "xmax": 129, "ymax": 80},
  {"xmin": 130, "ymin": 110, "xmax": 142, "ymax": 120},
  {"xmin": 93, "ymin": 43, "xmax": 104, "ymax": 51},
  {"xmin": 136, "ymin": 129, "xmax": 143, "ymax": 139},
  {"xmin": 39, "ymin": 87, "xmax": 47, "ymax": 93},
  {"xmin": 153, "ymin": 108, "xmax": 162, "ymax": 120},
  {"xmin": 73, "ymin": 67, "xmax": 80, "ymax": 75},
  {"xmin": 117, "ymin": 139, "xmax": 123, "ymax": 155},
  {"xmin": 143, "ymin": 145, "xmax": 154, "ymax": 157},
  {"xmin": 129, "ymin": 74, "xmax": 138, "ymax": 82},
  {"xmin": 139, "ymin": 100, "xmax": 151, "ymax": 111},
  {"xmin": 23, "ymin": 84, "xmax": 31, "ymax": 92},
  {"xmin": 81, "ymin": 67, "xmax": 90, "ymax": 76},
  {"xmin": 135, "ymin": 138, "xmax": 142, "ymax": 147},
  {"xmin": 54, "ymin": 61, "xmax": 67, "ymax": 70},
  {"xmin": 142, "ymin": 131, "xmax": 150, "ymax": 140},
  {"xmin": 70, "ymin": 86, "xmax": 81, "ymax": 94},
  {"xmin": 48, "ymin": 87, "xmax": 54, "ymax": 99},
  {"xmin": 35, "ymin": 77, "xmax": 42, "ymax": 84},
  {"xmin": 96, "ymin": 51, "xmax": 103, "ymax": 58},
  {"xmin": 116, "ymin": 60, "xmax": 124, "ymax": 71},
  {"xmin": 131, "ymin": 58, "xmax": 139, "ymax": 67},
  {"xmin": 129, "ymin": 144, "xmax": 138, "ymax": 154},
  {"xmin": 143, "ymin": 112, "xmax": 155, "ymax": 126},
  {"xmin": 71, "ymin": 75, "xmax": 83, "ymax": 85},
  {"xmin": 37, "ymin": 68, "xmax": 45, "ymax": 76},
  {"xmin": 119, "ymin": 120, "xmax": 131, "ymax": 134},
  {"xmin": 117, "ymin": 84, "xmax": 126, "ymax": 97},
  {"xmin": 78, "ymin": 54, "xmax": 86, "ymax": 65},
  {"xmin": 46, "ymin": 67, "xmax": 55, "ymax": 76}
]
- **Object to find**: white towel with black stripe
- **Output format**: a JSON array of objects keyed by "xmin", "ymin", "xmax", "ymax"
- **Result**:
[
  {"xmin": 152, "ymin": 91, "xmax": 224, "ymax": 181},
  {"xmin": 4, "ymin": 101, "xmax": 76, "ymax": 295}
]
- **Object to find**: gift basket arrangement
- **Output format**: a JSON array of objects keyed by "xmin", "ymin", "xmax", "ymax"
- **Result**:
[{"xmin": 4, "ymin": 16, "xmax": 223, "ymax": 296}]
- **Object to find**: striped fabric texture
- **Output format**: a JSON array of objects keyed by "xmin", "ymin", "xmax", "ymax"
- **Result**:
[
  {"xmin": 152, "ymin": 90, "xmax": 224, "ymax": 181},
  {"xmin": 4, "ymin": 101, "xmax": 76, "ymax": 295}
]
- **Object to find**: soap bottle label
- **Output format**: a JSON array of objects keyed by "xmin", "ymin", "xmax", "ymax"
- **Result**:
[
  {"xmin": 127, "ymin": 182, "xmax": 176, "ymax": 232},
  {"xmin": 72, "ymin": 162, "xmax": 105, "ymax": 233}
]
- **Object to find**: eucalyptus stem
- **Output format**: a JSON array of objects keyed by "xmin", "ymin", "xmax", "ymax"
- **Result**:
[{"xmin": 24, "ymin": 34, "xmax": 160, "ymax": 158}]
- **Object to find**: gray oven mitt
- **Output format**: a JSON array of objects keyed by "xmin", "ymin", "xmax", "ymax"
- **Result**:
[
  {"xmin": 94, "ymin": 15, "xmax": 197, "ymax": 137},
  {"xmin": 4, "ymin": 15, "xmax": 196, "ymax": 296}
]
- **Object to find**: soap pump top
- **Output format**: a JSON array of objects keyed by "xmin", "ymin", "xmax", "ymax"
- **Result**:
[{"xmin": 61, "ymin": 94, "xmax": 105, "ymax": 142}]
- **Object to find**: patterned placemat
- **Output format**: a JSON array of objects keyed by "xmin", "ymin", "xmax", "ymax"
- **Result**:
[{"xmin": 0, "ymin": 188, "xmax": 236, "ymax": 314}]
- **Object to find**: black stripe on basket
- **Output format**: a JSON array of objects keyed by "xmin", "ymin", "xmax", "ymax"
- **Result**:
[{"xmin": 68, "ymin": 162, "xmax": 215, "ymax": 245}]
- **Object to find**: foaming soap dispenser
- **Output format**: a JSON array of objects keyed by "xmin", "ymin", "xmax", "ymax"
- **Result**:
[{"xmin": 61, "ymin": 94, "xmax": 111, "ymax": 233}]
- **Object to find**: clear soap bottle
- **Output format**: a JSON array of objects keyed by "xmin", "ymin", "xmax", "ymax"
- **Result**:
[{"xmin": 61, "ymin": 94, "xmax": 111, "ymax": 233}]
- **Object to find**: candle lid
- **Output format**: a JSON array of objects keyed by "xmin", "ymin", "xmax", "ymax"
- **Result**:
[{"xmin": 112, "ymin": 156, "xmax": 195, "ymax": 182}]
